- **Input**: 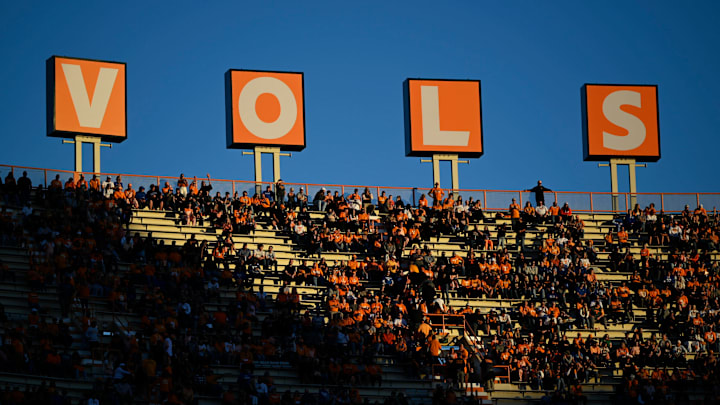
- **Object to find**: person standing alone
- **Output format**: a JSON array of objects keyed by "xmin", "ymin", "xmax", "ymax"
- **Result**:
[{"xmin": 526, "ymin": 180, "xmax": 552, "ymax": 206}]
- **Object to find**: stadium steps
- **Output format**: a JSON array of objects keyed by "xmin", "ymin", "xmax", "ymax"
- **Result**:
[
  {"xmin": 1, "ymin": 201, "xmax": 715, "ymax": 403},
  {"xmin": 212, "ymin": 362, "xmax": 434, "ymax": 392},
  {"xmin": 488, "ymin": 382, "xmax": 615, "ymax": 404},
  {"xmin": 0, "ymin": 372, "xmax": 95, "ymax": 402}
]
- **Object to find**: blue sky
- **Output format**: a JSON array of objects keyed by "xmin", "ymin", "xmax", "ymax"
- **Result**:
[{"xmin": 1, "ymin": 1, "xmax": 719, "ymax": 195}]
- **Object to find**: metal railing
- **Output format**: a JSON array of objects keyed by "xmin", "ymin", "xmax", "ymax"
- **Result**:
[
  {"xmin": 425, "ymin": 313, "xmax": 466, "ymax": 332},
  {"xmin": 1, "ymin": 163, "xmax": 718, "ymax": 214}
]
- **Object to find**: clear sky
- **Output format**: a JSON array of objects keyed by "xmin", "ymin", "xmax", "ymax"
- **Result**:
[{"xmin": 1, "ymin": 1, "xmax": 719, "ymax": 195}]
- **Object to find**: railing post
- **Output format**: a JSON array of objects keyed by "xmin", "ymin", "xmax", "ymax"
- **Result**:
[
  {"xmin": 44, "ymin": 170, "xmax": 47, "ymax": 188},
  {"xmin": 376, "ymin": 187, "xmax": 381, "ymax": 205},
  {"xmin": 518, "ymin": 191, "xmax": 522, "ymax": 207},
  {"xmin": 661, "ymin": 193, "xmax": 665, "ymax": 212},
  {"xmin": 156, "ymin": 176, "xmax": 160, "ymax": 187},
  {"xmin": 341, "ymin": 185, "xmax": 345, "ymax": 197},
  {"xmin": 589, "ymin": 192, "xmax": 594, "ymax": 213},
  {"xmin": 232, "ymin": 181, "xmax": 235, "ymax": 195},
  {"xmin": 624, "ymin": 194, "xmax": 628, "ymax": 212},
  {"xmin": 483, "ymin": 190, "xmax": 487, "ymax": 210},
  {"xmin": 697, "ymin": 193, "xmax": 700, "ymax": 208},
  {"xmin": 412, "ymin": 188, "xmax": 417, "ymax": 207},
  {"xmin": 554, "ymin": 192, "xmax": 558, "ymax": 205}
]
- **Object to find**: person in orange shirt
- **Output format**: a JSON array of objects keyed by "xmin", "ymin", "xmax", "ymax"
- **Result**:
[
  {"xmin": 617, "ymin": 227, "xmax": 629, "ymax": 248},
  {"xmin": 49, "ymin": 174, "xmax": 63, "ymax": 191},
  {"xmin": 75, "ymin": 174, "xmax": 88, "ymax": 193},
  {"xmin": 449, "ymin": 252, "xmax": 465, "ymax": 276},
  {"xmin": 704, "ymin": 328, "xmax": 717, "ymax": 351},
  {"xmin": 615, "ymin": 342, "xmax": 631, "ymax": 365},
  {"xmin": 640, "ymin": 243, "xmax": 650, "ymax": 260},
  {"xmin": 113, "ymin": 186, "xmax": 126, "ymax": 202},
  {"xmin": 677, "ymin": 293, "xmax": 689, "ymax": 308},
  {"xmin": 418, "ymin": 194, "xmax": 428, "ymax": 209},
  {"xmin": 509, "ymin": 198, "xmax": 521, "ymax": 220},
  {"xmin": 428, "ymin": 334, "xmax": 442, "ymax": 361},
  {"xmin": 125, "ymin": 184, "xmax": 137, "ymax": 208},
  {"xmin": 338, "ymin": 271, "xmax": 349, "ymax": 286},
  {"xmin": 694, "ymin": 204, "xmax": 708, "ymax": 219},
  {"xmin": 238, "ymin": 190, "xmax": 251, "ymax": 206},
  {"xmin": 548, "ymin": 202, "xmax": 560, "ymax": 224},
  {"xmin": 443, "ymin": 194, "xmax": 455, "ymax": 211},
  {"xmin": 348, "ymin": 271, "xmax": 359, "ymax": 286},
  {"xmin": 188, "ymin": 179, "xmax": 199, "ymax": 196},
  {"xmin": 604, "ymin": 230, "xmax": 615, "ymax": 248},
  {"xmin": 88, "ymin": 175, "xmax": 101, "ymax": 194},
  {"xmin": 522, "ymin": 201, "xmax": 536, "ymax": 223},
  {"xmin": 408, "ymin": 225, "xmax": 421, "ymax": 243},
  {"xmin": 370, "ymin": 297, "xmax": 383, "ymax": 315},
  {"xmin": 429, "ymin": 183, "xmax": 444, "ymax": 208},
  {"xmin": 64, "ymin": 177, "xmax": 76, "ymax": 193},
  {"xmin": 358, "ymin": 297, "xmax": 371, "ymax": 314}
]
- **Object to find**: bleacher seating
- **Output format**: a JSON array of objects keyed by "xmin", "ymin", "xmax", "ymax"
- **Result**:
[{"xmin": 0, "ymin": 173, "xmax": 718, "ymax": 405}]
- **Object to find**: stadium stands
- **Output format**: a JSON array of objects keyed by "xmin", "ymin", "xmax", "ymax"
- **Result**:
[{"xmin": 0, "ymin": 167, "xmax": 719, "ymax": 405}]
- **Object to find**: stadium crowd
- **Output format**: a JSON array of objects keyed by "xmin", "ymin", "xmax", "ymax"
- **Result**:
[{"xmin": 0, "ymin": 170, "xmax": 718, "ymax": 405}]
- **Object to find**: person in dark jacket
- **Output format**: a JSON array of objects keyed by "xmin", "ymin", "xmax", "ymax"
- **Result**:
[{"xmin": 526, "ymin": 180, "xmax": 552, "ymax": 206}]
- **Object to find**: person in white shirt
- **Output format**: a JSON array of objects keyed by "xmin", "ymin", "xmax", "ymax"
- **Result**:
[
  {"xmin": 254, "ymin": 245, "xmax": 267, "ymax": 266},
  {"xmin": 497, "ymin": 311, "xmax": 512, "ymax": 334},
  {"xmin": 255, "ymin": 378, "xmax": 268, "ymax": 397},
  {"xmin": 85, "ymin": 322, "xmax": 100, "ymax": 348},
  {"xmin": 180, "ymin": 302, "xmax": 191, "ymax": 316},
  {"xmin": 103, "ymin": 183, "xmax": 114, "ymax": 199},
  {"xmin": 207, "ymin": 278, "xmax": 220, "ymax": 293},
  {"xmin": 113, "ymin": 363, "xmax": 131, "ymax": 380},
  {"xmin": 393, "ymin": 313, "xmax": 408, "ymax": 329},
  {"xmin": 293, "ymin": 222, "xmax": 307, "ymax": 244},
  {"xmin": 348, "ymin": 195, "xmax": 361, "ymax": 213},
  {"xmin": 557, "ymin": 234, "xmax": 569, "ymax": 248},
  {"xmin": 668, "ymin": 223, "xmax": 682, "ymax": 243},
  {"xmin": 164, "ymin": 336, "xmax": 173, "ymax": 357},
  {"xmin": 535, "ymin": 201, "xmax": 548, "ymax": 224},
  {"xmin": 101, "ymin": 176, "xmax": 114, "ymax": 192},
  {"xmin": 21, "ymin": 203, "xmax": 33, "ymax": 217},
  {"xmin": 454, "ymin": 197, "xmax": 469, "ymax": 214},
  {"xmin": 265, "ymin": 246, "xmax": 277, "ymax": 272}
]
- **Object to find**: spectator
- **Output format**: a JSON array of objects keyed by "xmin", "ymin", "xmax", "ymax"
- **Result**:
[{"xmin": 525, "ymin": 180, "xmax": 552, "ymax": 206}]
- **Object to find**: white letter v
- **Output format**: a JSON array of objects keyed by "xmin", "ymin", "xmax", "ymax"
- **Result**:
[{"xmin": 61, "ymin": 63, "xmax": 118, "ymax": 128}]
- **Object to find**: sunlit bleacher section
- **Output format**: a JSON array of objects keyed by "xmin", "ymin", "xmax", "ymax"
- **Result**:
[{"xmin": 0, "ymin": 165, "xmax": 719, "ymax": 405}]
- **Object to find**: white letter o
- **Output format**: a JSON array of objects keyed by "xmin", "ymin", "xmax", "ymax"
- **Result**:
[{"xmin": 238, "ymin": 77, "xmax": 297, "ymax": 140}]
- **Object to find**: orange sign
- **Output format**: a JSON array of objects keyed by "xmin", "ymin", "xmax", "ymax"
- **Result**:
[
  {"xmin": 582, "ymin": 84, "xmax": 660, "ymax": 161},
  {"xmin": 404, "ymin": 79, "xmax": 483, "ymax": 157},
  {"xmin": 46, "ymin": 56, "xmax": 127, "ymax": 142},
  {"xmin": 225, "ymin": 70, "xmax": 306, "ymax": 151}
]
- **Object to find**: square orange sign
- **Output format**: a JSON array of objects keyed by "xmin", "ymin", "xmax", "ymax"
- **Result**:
[
  {"xmin": 582, "ymin": 84, "xmax": 660, "ymax": 161},
  {"xmin": 225, "ymin": 69, "xmax": 306, "ymax": 151},
  {"xmin": 47, "ymin": 56, "xmax": 127, "ymax": 142},
  {"xmin": 404, "ymin": 79, "xmax": 483, "ymax": 157}
]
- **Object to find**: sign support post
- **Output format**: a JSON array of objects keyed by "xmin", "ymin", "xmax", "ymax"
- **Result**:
[
  {"xmin": 598, "ymin": 158, "xmax": 646, "ymax": 211},
  {"xmin": 242, "ymin": 146, "xmax": 291, "ymax": 194},
  {"xmin": 62, "ymin": 135, "xmax": 112, "ymax": 174},
  {"xmin": 420, "ymin": 154, "xmax": 469, "ymax": 190}
]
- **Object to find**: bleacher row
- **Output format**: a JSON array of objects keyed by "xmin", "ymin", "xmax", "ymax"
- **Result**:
[{"xmin": 0, "ymin": 186, "xmax": 719, "ymax": 405}]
